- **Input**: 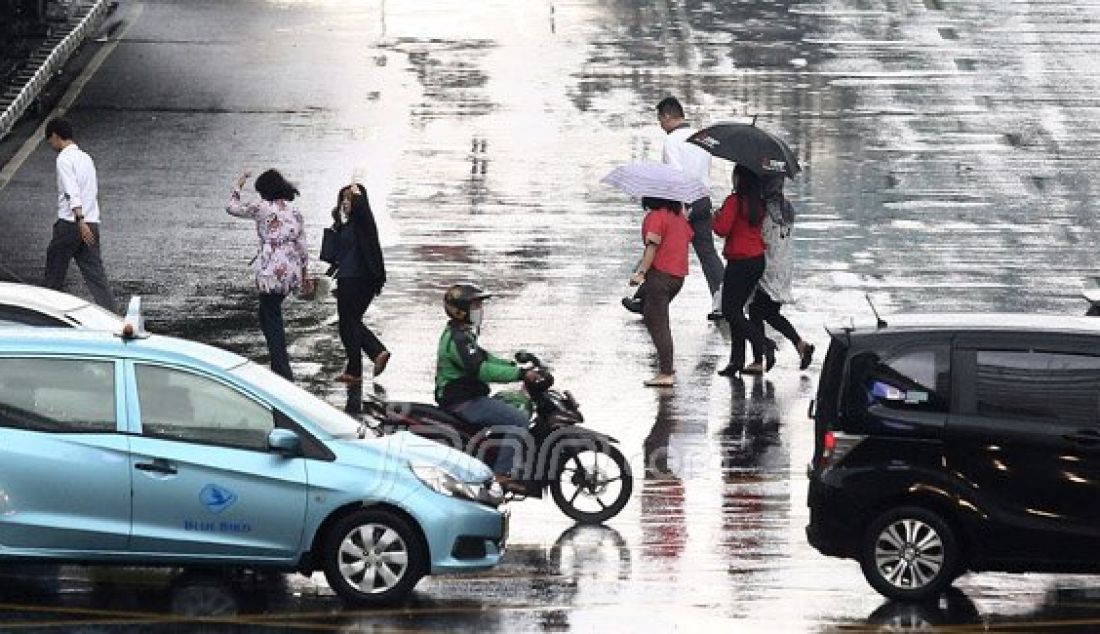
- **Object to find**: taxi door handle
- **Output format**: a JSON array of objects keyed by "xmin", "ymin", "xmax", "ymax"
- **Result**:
[{"xmin": 135, "ymin": 459, "xmax": 177, "ymax": 475}]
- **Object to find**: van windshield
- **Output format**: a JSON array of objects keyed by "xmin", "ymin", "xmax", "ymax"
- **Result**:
[{"xmin": 231, "ymin": 362, "xmax": 361, "ymax": 438}]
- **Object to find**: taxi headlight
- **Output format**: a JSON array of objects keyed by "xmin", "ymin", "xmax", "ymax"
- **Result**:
[{"xmin": 410, "ymin": 463, "xmax": 483, "ymax": 502}]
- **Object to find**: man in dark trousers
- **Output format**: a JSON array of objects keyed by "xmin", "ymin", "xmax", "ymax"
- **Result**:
[
  {"xmin": 624, "ymin": 97, "xmax": 723, "ymax": 321},
  {"xmin": 43, "ymin": 118, "xmax": 116, "ymax": 312}
]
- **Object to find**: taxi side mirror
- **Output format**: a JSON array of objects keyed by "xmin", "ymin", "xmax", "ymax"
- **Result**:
[{"xmin": 268, "ymin": 428, "xmax": 302, "ymax": 457}]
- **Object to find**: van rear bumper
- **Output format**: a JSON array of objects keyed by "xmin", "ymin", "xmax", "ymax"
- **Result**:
[{"xmin": 806, "ymin": 475, "xmax": 860, "ymax": 558}]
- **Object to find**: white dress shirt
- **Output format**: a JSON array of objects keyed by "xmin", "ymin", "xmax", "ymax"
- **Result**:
[
  {"xmin": 56, "ymin": 144, "xmax": 100, "ymax": 223},
  {"xmin": 662, "ymin": 124, "xmax": 711, "ymax": 191}
]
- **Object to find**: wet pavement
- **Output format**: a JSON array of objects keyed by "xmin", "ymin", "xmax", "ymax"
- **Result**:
[{"xmin": 3, "ymin": 0, "xmax": 1100, "ymax": 631}]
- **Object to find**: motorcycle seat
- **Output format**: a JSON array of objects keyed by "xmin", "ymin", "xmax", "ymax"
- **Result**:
[{"xmin": 388, "ymin": 402, "xmax": 474, "ymax": 430}]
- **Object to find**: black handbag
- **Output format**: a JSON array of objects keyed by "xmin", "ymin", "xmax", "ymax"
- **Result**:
[{"xmin": 319, "ymin": 226, "xmax": 339, "ymax": 264}]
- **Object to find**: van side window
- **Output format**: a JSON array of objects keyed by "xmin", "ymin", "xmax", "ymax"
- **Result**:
[
  {"xmin": 975, "ymin": 351, "xmax": 1100, "ymax": 425},
  {"xmin": 847, "ymin": 346, "xmax": 950, "ymax": 419},
  {"xmin": 0, "ymin": 358, "xmax": 115, "ymax": 432}
]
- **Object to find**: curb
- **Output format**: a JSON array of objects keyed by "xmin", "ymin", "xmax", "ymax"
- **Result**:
[{"xmin": 0, "ymin": 0, "xmax": 113, "ymax": 142}]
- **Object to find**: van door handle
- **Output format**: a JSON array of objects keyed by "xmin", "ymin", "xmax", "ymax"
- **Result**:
[
  {"xmin": 135, "ymin": 460, "xmax": 177, "ymax": 475},
  {"xmin": 1062, "ymin": 429, "xmax": 1100, "ymax": 446}
]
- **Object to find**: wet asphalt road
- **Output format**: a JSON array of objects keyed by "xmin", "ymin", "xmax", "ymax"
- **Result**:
[{"xmin": 3, "ymin": 0, "xmax": 1100, "ymax": 631}]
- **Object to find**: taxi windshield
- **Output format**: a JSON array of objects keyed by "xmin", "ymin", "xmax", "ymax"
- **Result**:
[{"xmin": 232, "ymin": 362, "xmax": 362, "ymax": 438}]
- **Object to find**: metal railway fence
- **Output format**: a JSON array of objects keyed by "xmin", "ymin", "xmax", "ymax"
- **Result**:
[{"xmin": 0, "ymin": 0, "xmax": 110, "ymax": 141}]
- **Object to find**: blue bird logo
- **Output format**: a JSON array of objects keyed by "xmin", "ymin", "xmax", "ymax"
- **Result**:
[{"xmin": 199, "ymin": 484, "xmax": 238, "ymax": 514}]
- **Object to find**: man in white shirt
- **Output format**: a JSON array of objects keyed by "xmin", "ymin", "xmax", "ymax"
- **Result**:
[
  {"xmin": 657, "ymin": 96, "xmax": 723, "ymax": 320},
  {"xmin": 43, "ymin": 118, "xmax": 115, "ymax": 312}
]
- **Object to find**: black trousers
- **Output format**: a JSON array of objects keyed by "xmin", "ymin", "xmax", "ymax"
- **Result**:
[
  {"xmin": 258, "ymin": 293, "xmax": 292, "ymax": 380},
  {"xmin": 748, "ymin": 288, "xmax": 802, "ymax": 361},
  {"xmin": 336, "ymin": 276, "xmax": 386, "ymax": 376},
  {"xmin": 44, "ymin": 220, "xmax": 116, "ymax": 312},
  {"xmin": 721, "ymin": 256, "xmax": 767, "ymax": 368}
]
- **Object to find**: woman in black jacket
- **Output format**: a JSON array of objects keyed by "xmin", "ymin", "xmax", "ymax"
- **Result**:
[{"xmin": 331, "ymin": 183, "xmax": 389, "ymax": 382}]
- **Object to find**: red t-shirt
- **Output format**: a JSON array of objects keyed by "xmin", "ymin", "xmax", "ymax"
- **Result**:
[
  {"xmin": 642, "ymin": 209, "xmax": 694, "ymax": 278},
  {"xmin": 713, "ymin": 194, "xmax": 765, "ymax": 260}
]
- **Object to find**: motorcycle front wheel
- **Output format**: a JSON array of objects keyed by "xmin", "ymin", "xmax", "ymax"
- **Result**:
[{"xmin": 550, "ymin": 445, "xmax": 632, "ymax": 524}]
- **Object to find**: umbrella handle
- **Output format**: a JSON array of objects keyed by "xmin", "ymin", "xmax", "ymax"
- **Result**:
[{"xmin": 751, "ymin": 114, "xmax": 758, "ymax": 126}]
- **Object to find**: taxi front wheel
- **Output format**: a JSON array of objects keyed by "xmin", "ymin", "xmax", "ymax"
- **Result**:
[{"xmin": 321, "ymin": 508, "xmax": 426, "ymax": 605}]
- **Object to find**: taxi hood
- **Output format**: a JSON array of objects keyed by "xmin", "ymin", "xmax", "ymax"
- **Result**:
[{"xmin": 341, "ymin": 431, "xmax": 493, "ymax": 484}]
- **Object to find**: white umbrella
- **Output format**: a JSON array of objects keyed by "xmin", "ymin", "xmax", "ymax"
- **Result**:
[{"xmin": 600, "ymin": 161, "xmax": 709, "ymax": 203}]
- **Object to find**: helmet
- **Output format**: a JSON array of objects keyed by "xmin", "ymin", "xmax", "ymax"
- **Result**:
[{"xmin": 444, "ymin": 284, "xmax": 492, "ymax": 322}]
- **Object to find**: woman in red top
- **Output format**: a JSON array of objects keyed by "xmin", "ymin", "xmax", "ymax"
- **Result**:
[
  {"xmin": 713, "ymin": 166, "xmax": 774, "ymax": 376},
  {"xmin": 630, "ymin": 196, "xmax": 694, "ymax": 387}
]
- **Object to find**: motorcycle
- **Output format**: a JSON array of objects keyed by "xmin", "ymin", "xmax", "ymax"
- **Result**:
[{"xmin": 362, "ymin": 352, "xmax": 633, "ymax": 524}]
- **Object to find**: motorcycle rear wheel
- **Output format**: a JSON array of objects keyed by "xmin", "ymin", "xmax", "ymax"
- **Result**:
[{"xmin": 550, "ymin": 445, "xmax": 632, "ymax": 524}]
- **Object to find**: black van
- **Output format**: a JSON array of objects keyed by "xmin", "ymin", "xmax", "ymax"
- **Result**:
[{"xmin": 806, "ymin": 313, "xmax": 1100, "ymax": 601}]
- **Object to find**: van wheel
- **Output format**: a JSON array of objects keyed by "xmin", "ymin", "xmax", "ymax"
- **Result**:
[
  {"xmin": 860, "ymin": 506, "xmax": 960, "ymax": 602},
  {"xmin": 321, "ymin": 509, "xmax": 425, "ymax": 605}
]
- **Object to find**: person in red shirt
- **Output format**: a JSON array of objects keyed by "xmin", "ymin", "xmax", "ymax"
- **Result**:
[
  {"xmin": 629, "ymin": 197, "xmax": 694, "ymax": 387},
  {"xmin": 713, "ymin": 166, "xmax": 775, "ymax": 376}
]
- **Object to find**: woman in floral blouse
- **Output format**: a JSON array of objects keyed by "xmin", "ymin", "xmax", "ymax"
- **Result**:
[{"xmin": 228, "ymin": 169, "xmax": 311, "ymax": 380}]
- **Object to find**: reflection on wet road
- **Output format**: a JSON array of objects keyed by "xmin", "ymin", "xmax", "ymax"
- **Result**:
[{"xmin": 4, "ymin": 0, "xmax": 1100, "ymax": 630}]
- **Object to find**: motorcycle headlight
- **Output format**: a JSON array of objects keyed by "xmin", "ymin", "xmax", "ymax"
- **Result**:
[{"xmin": 409, "ymin": 463, "xmax": 502, "ymax": 506}]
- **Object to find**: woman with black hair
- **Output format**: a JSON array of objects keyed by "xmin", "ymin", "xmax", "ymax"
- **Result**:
[
  {"xmin": 328, "ymin": 183, "xmax": 389, "ymax": 383},
  {"xmin": 748, "ymin": 175, "xmax": 815, "ymax": 371},
  {"xmin": 227, "ymin": 168, "xmax": 310, "ymax": 380},
  {"xmin": 630, "ymin": 196, "xmax": 694, "ymax": 387},
  {"xmin": 713, "ymin": 165, "xmax": 773, "ymax": 376}
]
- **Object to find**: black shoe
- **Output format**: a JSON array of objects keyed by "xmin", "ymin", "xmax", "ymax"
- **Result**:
[
  {"xmin": 764, "ymin": 339, "xmax": 777, "ymax": 372},
  {"xmin": 707, "ymin": 310, "xmax": 725, "ymax": 321},
  {"xmin": 621, "ymin": 297, "xmax": 643, "ymax": 315},
  {"xmin": 798, "ymin": 341, "xmax": 816, "ymax": 371},
  {"xmin": 717, "ymin": 364, "xmax": 742, "ymax": 377}
]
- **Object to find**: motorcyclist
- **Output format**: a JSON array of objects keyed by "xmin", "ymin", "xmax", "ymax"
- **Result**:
[{"xmin": 435, "ymin": 284, "xmax": 538, "ymax": 493}]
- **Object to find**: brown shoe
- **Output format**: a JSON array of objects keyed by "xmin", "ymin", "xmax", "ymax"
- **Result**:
[
  {"xmin": 495, "ymin": 475, "xmax": 529, "ymax": 495},
  {"xmin": 740, "ymin": 362, "xmax": 765, "ymax": 375},
  {"xmin": 335, "ymin": 373, "xmax": 363, "ymax": 384},
  {"xmin": 373, "ymin": 350, "xmax": 391, "ymax": 377}
]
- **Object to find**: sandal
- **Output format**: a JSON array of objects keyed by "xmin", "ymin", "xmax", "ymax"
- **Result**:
[{"xmin": 644, "ymin": 375, "xmax": 675, "ymax": 387}]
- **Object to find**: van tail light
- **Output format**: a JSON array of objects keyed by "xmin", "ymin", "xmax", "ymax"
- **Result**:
[{"xmin": 817, "ymin": 431, "xmax": 865, "ymax": 470}]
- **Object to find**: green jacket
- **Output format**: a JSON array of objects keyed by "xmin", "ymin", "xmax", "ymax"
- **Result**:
[{"xmin": 435, "ymin": 320, "xmax": 522, "ymax": 407}]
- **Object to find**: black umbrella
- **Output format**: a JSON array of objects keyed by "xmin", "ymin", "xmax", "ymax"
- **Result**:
[{"xmin": 687, "ymin": 121, "xmax": 801, "ymax": 178}]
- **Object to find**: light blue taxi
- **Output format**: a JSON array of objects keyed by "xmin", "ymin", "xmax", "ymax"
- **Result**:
[{"xmin": 0, "ymin": 316, "xmax": 507, "ymax": 605}]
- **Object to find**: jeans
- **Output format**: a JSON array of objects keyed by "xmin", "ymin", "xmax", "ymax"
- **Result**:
[
  {"xmin": 44, "ymin": 220, "xmax": 116, "ymax": 312},
  {"xmin": 641, "ymin": 269, "xmax": 684, "ymax": 374},
  {"xmin": 451, "ymin": 396, "xmax": 530, "ymax": 476},
  {"xmin": 721, "ymin": 256, "xmax": 767, "ymax": 368},
  {"xmin": 336, "ymin": 276, "xmax": 387, "ymax": 376},
  {"xmin": 258, "ymin": 293, "xmax": 292, "ymax": 380}
]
